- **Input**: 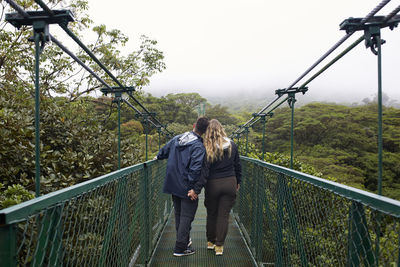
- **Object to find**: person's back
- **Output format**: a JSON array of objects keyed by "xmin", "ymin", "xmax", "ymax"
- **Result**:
[
  {"xmin": 156, "ymin": 117, "xmax": 209, "ymax": 257},
  {"xmin": 203, "ymin": 136, "xmax": 241, "ymax": 183},
  {"xmin": 201, "ymin": 119, "xmax": 241, "ymax": 256},
  {"xmin": 158, "ymin": 131, "xmax": 205, "ymax": 198}
]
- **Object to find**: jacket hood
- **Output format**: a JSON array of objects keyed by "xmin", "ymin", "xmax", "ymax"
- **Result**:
[
  {"xmin": 177, "ymin": 131, "xmax": 199, "ymax": 146},
  {"xmin": 216, "ymin": 137, "xmax": 231, "ymax": 150}
]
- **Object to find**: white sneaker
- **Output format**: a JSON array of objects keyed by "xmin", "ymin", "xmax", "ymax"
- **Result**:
[
  {"xmin": 207, "ymin": 241, "xmax": 215, "ymax": 250},
  {"xmin": 215, "ymin": 245, "xmax": 224, "ymax": 256},
  {"xmin": 173, "ymin": 247, "xmax": 195, "ymax": 257}
]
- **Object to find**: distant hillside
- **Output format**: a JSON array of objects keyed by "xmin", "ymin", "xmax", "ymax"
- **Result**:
[{"xmin": 247, "ymin": 102, "xmax": 400, "ymax": 200}]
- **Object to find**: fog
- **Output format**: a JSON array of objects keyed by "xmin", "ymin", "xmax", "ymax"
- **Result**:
[{"xmin": 88, "ymin": 0, "xmax": 400, "ymax": 105}]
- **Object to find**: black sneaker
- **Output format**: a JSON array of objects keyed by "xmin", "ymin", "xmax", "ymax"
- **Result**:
[{"xmin": 173, "ymin": 247, "xmax": 195, "ymax": 257}]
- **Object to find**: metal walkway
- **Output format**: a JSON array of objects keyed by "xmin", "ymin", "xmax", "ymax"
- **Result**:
[{"xmin": 149, "ymin": 194, "xmax": 256, "ymax": 267}]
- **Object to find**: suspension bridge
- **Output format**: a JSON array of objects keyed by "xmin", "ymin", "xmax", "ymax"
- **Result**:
[{"xmin": 1, "ymin": 0, "xmax": 400, "ymax": 266}]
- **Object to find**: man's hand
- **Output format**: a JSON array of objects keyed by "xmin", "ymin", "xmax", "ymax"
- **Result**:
[
  {"xmin": 237, "ymin": 184, "xmax": 240, "ymax": 192},
  {"xmin": 187, "ymin": 189, "xmax": 198, "ymax": 201},
  {"xmin": 153, "ymin": 155, "xmax": 158, "ymax": 160}
]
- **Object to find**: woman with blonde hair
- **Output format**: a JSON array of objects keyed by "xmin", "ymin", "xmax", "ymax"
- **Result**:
[{"xmin": 201, "ymin": 119, "xmax": 241, "ymax": 256}]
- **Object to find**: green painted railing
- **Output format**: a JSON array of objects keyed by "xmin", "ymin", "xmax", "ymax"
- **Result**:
[
  {"xmin": 0, "ymin": 160, "xmax": 170, "ymax": 267},
  {"xmin": 2, "ymin": 157, "xmax": 400, "ymax": 266},
  {"xmin": 234, "ymin": 157, "xmax": 400, "ymax": 267}
]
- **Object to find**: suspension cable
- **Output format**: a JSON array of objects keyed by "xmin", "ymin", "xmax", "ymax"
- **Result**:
[
  {"xmin": 33, "ymin": 0, "xmax": 168, "ymax": 132},
  {"xmin": 5, "ymin": 0, "xmax": 172, "ymax": 136},
  {"xmin": 286, "ymin": 0, "xmax": 390, "ymax": 92},
  {"xmin": 50, "ymin": 35, "xmax": 112, "ymax": 91},
  {"xmin": 232, "ymin": 0, "xmax": 392, "ymax": 137},
  {"xmin": 384, "ymin": 5, "xmax": 400, "ymax": 22},
  {"xmin": 298, "ymin": 36, "xmax": 364, "ymax": 89}
]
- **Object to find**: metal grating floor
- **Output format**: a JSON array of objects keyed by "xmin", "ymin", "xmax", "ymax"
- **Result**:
[{"xmin": 149, "ymin": 194, "xmax": 256, "ymax": 267}]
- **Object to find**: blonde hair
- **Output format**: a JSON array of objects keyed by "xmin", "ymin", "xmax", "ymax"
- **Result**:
[{"xmin": 204, "ymin": 119, "xmax": 231, "ymax": 163}]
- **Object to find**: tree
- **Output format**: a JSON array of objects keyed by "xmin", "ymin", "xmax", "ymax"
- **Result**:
[
  {"xmin": 0, "ymin": 0, "xmax": 166, "ymax": 207},
  {"xmin": 206, "ymin": 104, "xmax": 239, "ymax": 126}
]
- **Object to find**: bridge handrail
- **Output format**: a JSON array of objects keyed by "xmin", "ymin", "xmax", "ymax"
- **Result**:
[
  {"xmin": 0, "ymin": 160, "xmax": 169, "ymax": 266},
  {"xmin": 0, "ymin": 162, "xmax": 153, "ymax": 225},
  {"xmin": 241, "ymin": 156, "xmax": 400, "ymax": 218}
]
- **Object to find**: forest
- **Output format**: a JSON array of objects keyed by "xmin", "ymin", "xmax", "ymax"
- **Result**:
[
  {"xmin": 0, "ymin": 0, "xmax": 399, "ymax": 209},
  {"xmin": 1, "ymin": 87, "xmax": 399, "ymax": 208}
]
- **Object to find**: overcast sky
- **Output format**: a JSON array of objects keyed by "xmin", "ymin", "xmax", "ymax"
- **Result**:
[{"xmin": 87, "ymin": 0, "xmax": 400, "ymax": 104}]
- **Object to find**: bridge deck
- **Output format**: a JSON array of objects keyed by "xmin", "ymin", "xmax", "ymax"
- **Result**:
[{"xmin": 149, "ymin": 194, "xmax": 256, "ymax": 267}]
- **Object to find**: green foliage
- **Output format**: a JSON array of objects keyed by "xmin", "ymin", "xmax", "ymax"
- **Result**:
[
  {"xmin": 241, "ymin": 142, "xmax": 328, "ymax": 179},
  {"xmin": 206, "ymin": 104, "xmax": 239, "ymax": 125},
  {"xmin": 0, "ymin": 0, "xmax": 165, "ymax": 207},
  {"xmin": 246, "ymin": 102, "xmax": 400, "ymax": 199},
  {"xmin": 0, "ymin": 183, "xmax": 34, "ymax": 209}
]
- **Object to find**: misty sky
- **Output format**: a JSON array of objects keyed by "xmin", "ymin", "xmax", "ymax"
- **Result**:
[{"xmin": 87, "ymin": 0, "xmax": 400, "ymax": 104}]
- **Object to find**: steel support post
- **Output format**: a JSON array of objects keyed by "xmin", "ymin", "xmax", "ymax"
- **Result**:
[
  {"xmin": 34, "ymin": 30, "xmax": 41, "ymax": 197},
  {"xmin": 245, "ymin": 127, "xmax": 249, "ymax": 157},
  {"xmin": 117, "ymin": 99, "xmax": 121, "ymax": 169},
  {"xmin": 237, "ymin": 133, "xmax": 241, "ymax": 154},
  {"xmin": 375, "ymin": 30, "xmax": 383, "ymax": 267},
  {"xmin": 158, "ymin": 128, "xmax": 161, "ymax": 151},
  {"xmin": 275, "ymin": 87, "xmax": 307, "ymax": 169},
  {"xmin": 376, "ymin": 34, "xmax": 383, "ymax": 196},
  {"xmin": 261, "ymin": 116, "xmax": 266, "ymax": 161},
  {"xmin": 289, "ymin": 94, "xmax": 296, "ymax": 169},
  {"xmin": 145, "ymin": 120, "xmax": 149, "ymax": 161}
]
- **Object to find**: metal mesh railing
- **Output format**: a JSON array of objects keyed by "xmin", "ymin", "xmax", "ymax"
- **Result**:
[
  {"xmin": 0, "ymin": 160, "xmax": 170, "ymax": 267},
  {"xmin": 234, "ymin": 157, "xmax": 400, "ymax": 267}
]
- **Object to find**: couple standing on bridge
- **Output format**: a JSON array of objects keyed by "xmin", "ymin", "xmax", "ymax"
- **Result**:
[{"xmin": 155, "ymin": 117, "xmax": 242, "ymax": 257}]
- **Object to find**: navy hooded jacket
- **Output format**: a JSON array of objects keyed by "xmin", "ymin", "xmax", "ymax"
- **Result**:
[{"xmin": 157, "ymin": 131, "xmax": 206, "ymax": 198}]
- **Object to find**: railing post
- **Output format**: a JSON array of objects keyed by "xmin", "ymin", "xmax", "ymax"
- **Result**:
[
  {"xmin": 34, "ymin": 24, "xmax": 42, "ymax": 197},
  {"xmin": 140, "ymin": 163, "xmax": 150, "ymax": 264},
  {"xmin": 237, "ymin": 133, "xmax": 241, "ymax": 154},
  {"xmin": 375, "ymin": 32, "xmax": 383, "ymax": 267},
  {"xmin": 0, "ymin": 224, "xmax": 16, "ymax": 267},
  {"xmin": 374, "ymin": 29, "xmax": 383, "ymax": 197},
  {"xmin": 157, "ymin": 127, "xmax": 161, "ymax": 151},
  {"xmin": 261, "ymin": 116, "xmax": 266, "ymax": 161},
  {"xmin": 145, "ymin": 119, "xmax": 149, "ymax": 161},
  {"xmin": 245, "ymin": 126, "xmax": 249, "ymax": 157},
  {"xmin": 117, "ymin": 98, "xmax": 121, "ymax": 169},
  {"xmin": 360, "ymin": 24, "xmax": 385, "ymax": 265},
  {"xmin": 250, "ymin": 163, "xmax": 258, "ymax": 253},
  {"xmin": 288, "ymin": 94, "xmax": 296, "ymax": 169}
]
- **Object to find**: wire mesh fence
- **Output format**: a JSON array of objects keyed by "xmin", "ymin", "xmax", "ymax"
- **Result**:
[
  {"xmin": 0, "ymin": 160, "xmax": 170, "ymax": 267},
  {"xmin": 234, "ymin": 157, "xmax": 400, "ymax": 267}
]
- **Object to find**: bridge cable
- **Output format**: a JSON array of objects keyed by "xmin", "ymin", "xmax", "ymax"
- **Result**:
[
  {"xmin": 231, "ymin": 0, "xmax": 392, "ymax": 137},
  {"xmin": 4, "ymin": 0, "xmax": 172, "ymax": 136},
  {"xmin": 33, "ymin": 0, "xmax": 172, "ymax": 134}
]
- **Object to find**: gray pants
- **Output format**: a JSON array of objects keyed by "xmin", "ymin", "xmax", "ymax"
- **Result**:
[
  {"xmin": 172, "ymin": 195, "xmax": 198, "ymax": 252},
  {"xmin": 204, "ymin": 176, "xmax": 237, "ymax": 246}
]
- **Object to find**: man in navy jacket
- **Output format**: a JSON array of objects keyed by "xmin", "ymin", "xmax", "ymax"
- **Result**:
[{"xmin": 156, "ymin": 117, "xmax": 209, "ymax": 256}]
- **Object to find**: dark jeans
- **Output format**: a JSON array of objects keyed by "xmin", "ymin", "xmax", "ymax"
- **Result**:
[
  {"xmin": 172, "ymin": 195, "xmax": 199, "ymax": 252},
  {"xmin": 204, "ymin": 176, "xmax": 237, "ymax": 246}
]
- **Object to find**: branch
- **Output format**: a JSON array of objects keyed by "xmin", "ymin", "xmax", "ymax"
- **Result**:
[{"xmin": 69, "ymin": 84, "xmax": 102, "ymax": 102}]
